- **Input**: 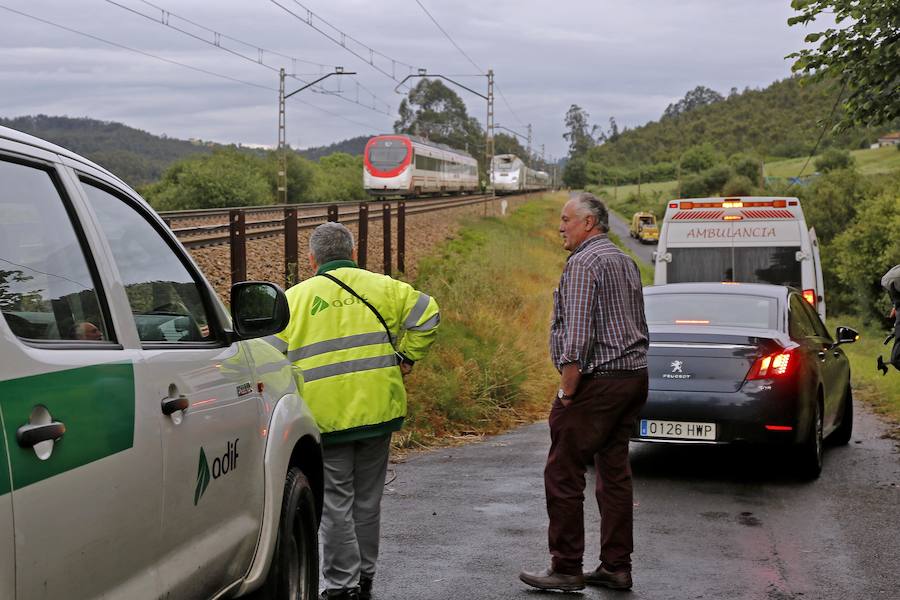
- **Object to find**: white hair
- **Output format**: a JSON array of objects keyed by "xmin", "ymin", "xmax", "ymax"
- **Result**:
[
  {"xmin": 570, "ymin": 192, "xmax": 609, "ymax": 233},
  {"xmin": 309, "ymin": 222, "xmax": 354, "ymax": 264}
]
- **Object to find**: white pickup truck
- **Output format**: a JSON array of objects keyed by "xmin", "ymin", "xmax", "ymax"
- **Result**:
[{"xmin": 0, "ymin": 125, "xmax": 322, "ymax": 599}]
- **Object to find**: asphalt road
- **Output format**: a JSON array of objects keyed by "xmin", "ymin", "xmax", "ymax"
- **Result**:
[
  {"xmin": 607, "ymin": 210, "xmax": 656, "ymax": 265},
  {"xmin": 373, "ymin": 399, "xmax": 900, "ymax": 599}
]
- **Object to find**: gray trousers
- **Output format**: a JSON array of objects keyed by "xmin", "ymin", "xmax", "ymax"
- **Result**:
[{"xmin": 321, "ymin": 433, "xmax": 392, "ymax": 591}]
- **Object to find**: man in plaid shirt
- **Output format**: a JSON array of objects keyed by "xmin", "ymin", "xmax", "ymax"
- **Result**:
[{"xmin": 521, "ymin": 192, "xmax": 649, "ymax": 592}]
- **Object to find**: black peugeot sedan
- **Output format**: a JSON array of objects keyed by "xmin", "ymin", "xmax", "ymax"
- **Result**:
[{"xmin": 635, "ymin": 283, "xmax": 857, "ymax": 478}]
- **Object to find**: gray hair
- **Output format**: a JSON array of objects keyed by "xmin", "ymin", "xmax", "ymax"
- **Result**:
[
  {"xmin": 309, "ymin": 222, "xmax": 355, "ymax": 264},
  {"xmin": 570, "ymin": 192, "xmax": 609, "ymax": 233}
]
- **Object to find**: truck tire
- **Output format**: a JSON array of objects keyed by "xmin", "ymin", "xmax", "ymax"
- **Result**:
[
  {"xmin": 261, "ymin": 468, "xmax": 319, "ymax": 600},
  {"xmin": 830, "ymin": 385, "xmax": 853, "ymax": 446}
]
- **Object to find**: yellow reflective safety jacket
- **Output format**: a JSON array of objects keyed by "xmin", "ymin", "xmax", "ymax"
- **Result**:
[{"xmin": 271, "ymin": 260, "xmax": 440, "ymax": 444}]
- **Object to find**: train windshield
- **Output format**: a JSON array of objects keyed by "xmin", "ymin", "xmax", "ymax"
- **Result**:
[
  {"xmin": 493, "ymin": 157, "xmax": 514, "ymax": 172},
  {"xmin": 368, "ymin": 139, "xmax": 408, "ymax": 171}
]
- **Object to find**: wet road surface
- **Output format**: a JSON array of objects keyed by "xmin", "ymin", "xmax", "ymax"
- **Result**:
[
  {"xmin": 608, "ymin": 210, "xmax": 656, "ymax": 265},
  {"xmin": 373, "ymin": 399, "xmax": 900, "ymax": 599}
]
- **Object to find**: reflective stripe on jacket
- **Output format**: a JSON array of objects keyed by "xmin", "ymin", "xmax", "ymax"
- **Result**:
[{"xmin": 273, "ymin": 260, "xmax": 440, "ymax": 444}]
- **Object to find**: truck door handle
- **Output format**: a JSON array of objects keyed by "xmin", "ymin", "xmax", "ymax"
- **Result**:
[
  {"xmin": 16, "ymin": 421, "xmax": 66, "ymax": 448},
  {"xmin": 161, "ymin": 395, "xmax": 190, "ymax": 416}
]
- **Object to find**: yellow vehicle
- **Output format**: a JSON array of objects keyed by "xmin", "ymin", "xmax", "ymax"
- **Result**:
[{"xmin": 630, "ymin": 211, "xmax": 659, "ymax": 243}]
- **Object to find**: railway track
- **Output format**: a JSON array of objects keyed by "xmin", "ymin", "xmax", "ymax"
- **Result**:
[{"xmin": 167, "ymin": 194, "xmax": 501, "ymax": 249}]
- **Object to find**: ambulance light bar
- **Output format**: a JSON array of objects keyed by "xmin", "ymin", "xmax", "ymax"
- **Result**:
[{"xmin": 676, "ymin": 199, "xmax": 789, "ymax": 210}]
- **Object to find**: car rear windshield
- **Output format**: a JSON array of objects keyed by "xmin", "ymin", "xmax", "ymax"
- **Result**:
[
  {"xmin": 368, "ymin": 139, "xmax": 408, "ymax": 171},
  {"xmin": 645, "ymin": 293, "xmax": 778, "ymax": 329},
  {"xmin": 668, "ymin": 246, "xmax": 801, "ymax": 287}
]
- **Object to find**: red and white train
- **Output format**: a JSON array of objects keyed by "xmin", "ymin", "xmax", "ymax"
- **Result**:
[{"xmin": 363, "ymin": 134, "xmax": 479, "ymax": 197}]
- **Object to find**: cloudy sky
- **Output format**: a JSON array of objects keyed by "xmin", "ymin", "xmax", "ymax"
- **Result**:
[{"xmin": 0, "ymin": 0, "xmax": 821, "ymax": 158}]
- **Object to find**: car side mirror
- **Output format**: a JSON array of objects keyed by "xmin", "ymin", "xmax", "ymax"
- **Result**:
[
  {"xmin": 230, "ymin": 281, "xmax": 289, "ymax": 341},
  {"xmin": 834, "ymin": 326, "xmax": 859, "ymax": 345}
]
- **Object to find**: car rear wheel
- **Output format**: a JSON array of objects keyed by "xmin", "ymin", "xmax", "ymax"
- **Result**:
[
  {"xmin": 796, "ymin": 400, "xmax": 824, "ymax": 479},
  {"xmin": 261, "ymin": 467, "xmax": 319, "ymax": 600},
  {"xmin": 831, "ymin": 385, "xmax": 853, "ymax": 446}
]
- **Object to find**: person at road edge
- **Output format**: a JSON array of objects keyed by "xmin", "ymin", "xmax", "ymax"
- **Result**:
[
  {"xmin": 271, "ymin": 222, "xmax": 440, "ymax": 600},
  {"xmin": 520, "ymin": 192, "xmax": 649, "ymax": 592}
]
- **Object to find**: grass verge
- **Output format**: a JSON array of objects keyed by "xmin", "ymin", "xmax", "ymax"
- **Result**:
[
  {"xmin": 397, "ymin": 193, "xmax": 568, "ymax": 448},
  {"xmin": 828, "ymin": 315, "xmax": 900, "ymax": 437}
]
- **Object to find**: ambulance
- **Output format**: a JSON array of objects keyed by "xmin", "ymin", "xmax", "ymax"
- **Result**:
[
  {"xmin": 652, "ymin": 197, "xmax": 826, "ymax": 319},
  {"xmin": 0, "ymin": 125, "xmax": 322, "ymax": 599}
]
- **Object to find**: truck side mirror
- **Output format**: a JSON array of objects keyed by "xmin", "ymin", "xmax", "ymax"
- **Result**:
[{"xmin": 230, "ymin": 281, "xmax": 290, "ymax": 340}]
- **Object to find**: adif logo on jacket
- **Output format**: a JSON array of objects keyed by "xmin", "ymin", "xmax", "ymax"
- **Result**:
[{"xmin": 311, "ymin": 296, "xmax": 330, "ymax": 316}]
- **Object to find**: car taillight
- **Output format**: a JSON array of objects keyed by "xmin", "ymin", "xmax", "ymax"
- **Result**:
[
  {"xmin": 747, "ymin": 349, "xmax": 794, "ymax": 380},
  {"xmin": 802, "ymin": 289, "xmax": 816, "ymax": 305}
]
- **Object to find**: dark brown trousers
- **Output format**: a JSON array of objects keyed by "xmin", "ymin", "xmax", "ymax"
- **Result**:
[{"xmin": 544, "ymin": 370, "xmax": 648, "ymax": 575}]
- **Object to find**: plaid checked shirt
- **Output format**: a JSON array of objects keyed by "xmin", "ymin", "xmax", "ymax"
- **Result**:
[{"xmin": 550, "ymin": 234, "xmax": 649, "ymax": 373}]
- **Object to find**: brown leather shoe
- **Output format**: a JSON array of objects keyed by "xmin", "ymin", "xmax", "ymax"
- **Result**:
[
  {"xmin": 519, "ymin": 567, "xmax": 585, "ymax": 591},
  {"xmin": 584, "ymin": 566, "xmax": 632, "ymax": 590}
]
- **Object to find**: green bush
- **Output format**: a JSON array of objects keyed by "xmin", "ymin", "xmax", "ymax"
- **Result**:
[
  {"xmin": 722, "ymin": 175, "xmax": 755, "ymax": 196},
  {"xmin": 730, "ymin": 153, "xmax": 763, "ymax": 182},
  {"xmin": 144, "ymin": 148, "xmax": 272, "ymax": 210},
  {"xmin": 814, "ymin": 148, "xmax": 855, "ymax": 173},
  {"xmin": 680, "ymin": 143, "xmax": 724, "ymax": 174},
  {"xmin": 831, "ymin": 180, "xmax": 900, "ymax": 323}
]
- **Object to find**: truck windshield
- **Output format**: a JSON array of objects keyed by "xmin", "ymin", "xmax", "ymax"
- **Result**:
[
  {"xmin": 368, "ymin": 140, "xmax": 408, "ymax": 172},
  {"xmin": 668, "ymin": 246, "xmax": 801, "ymax": 287}
]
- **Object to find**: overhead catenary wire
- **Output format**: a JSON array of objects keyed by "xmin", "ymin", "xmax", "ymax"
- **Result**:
[
  {"xmin": 413, "ymin": 0, "xmax": 483, "ymax": 74},
  {"xmin": 270, "ymin": 0, "xmax": 420, "ymax": 87},
  {"xmin": 0, "ymin": 3, "xmax": 387, "ymax": 132},
  {"xmin": 104, "ymin": 0, "xmax": 393, "ymax": 115},
  {"xmin": 412, "ymin": 0, "xmax": 528, "ymax": 131}
]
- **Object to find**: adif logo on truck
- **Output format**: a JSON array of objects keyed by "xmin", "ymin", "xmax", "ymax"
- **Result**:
[{"xmin": 194, "ymin": 439, "xmax": 240, "ymax": 505}]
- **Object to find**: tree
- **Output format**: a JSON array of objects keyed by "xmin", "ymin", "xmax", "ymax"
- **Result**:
[
  {"xmin": 787, "ymin": 0, "xmax": 900, "ymax": 128},
  {"xmin": 394, "ymin": 79, "xmax": 483, "ymax": 162},
  {"xmin": 663, "ymin": 86, "xmax": 725, "ymax": 119},
  {"xmin": 265, "ymin": 151, "xmax": 315, "ymax": 203},
  {"xmin": 562, "ymin": 156, "xmax": 588, "ymax": 188},
  {"xmin": 563, "ymin": 104, "xmax": 598, "ymax": 158},
  {"xmin": 680, "ymin": 143, "xmax": 723, "ymax": 173},
  {"xmin": 493, "ymin": 133, "xmax": 528, "ymax": 161}
]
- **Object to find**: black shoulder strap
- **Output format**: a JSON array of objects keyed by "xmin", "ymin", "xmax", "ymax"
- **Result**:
[{"xmin": 319, "ymin": 272, "xmax": 396, "ymax": 350}]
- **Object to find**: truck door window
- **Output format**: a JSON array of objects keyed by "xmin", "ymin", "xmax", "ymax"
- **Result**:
[
  {"xmin": 80, "ymin": 181, "xmax": 214, "ymax": 345},
  {"xmin": 0, "ymin": 158, "xmax": 111, "ymax": 343}
]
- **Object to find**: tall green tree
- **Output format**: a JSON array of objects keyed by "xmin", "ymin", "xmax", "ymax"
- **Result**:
[
  {"xmin": 788, "ymin": 0, "xmax": 900, "ymax": 128},
  {"xmin": 662, "ymin": 86, "xmax": 725, "ymax": 119},
  {"xmin": 493, "ymin": 133, "xmax": 529, "ymax": 162},
  {"xmin": 562, "ymin": 104, "xmax": 598, "ymax": 158},
  {"xmin": 394, "ymin": 78, "xmax": 484, "ymax": 160}
]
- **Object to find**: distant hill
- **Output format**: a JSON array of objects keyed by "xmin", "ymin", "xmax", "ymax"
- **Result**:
[
  {"xmin": 299, "ymin": 135, "xmax": 372, "ymax": 161},
  {"xmin": 587, "ymin": 77, "xmax": 897, "ymax": 168},
  {"xmin": 0, "ymin": 115, "xmax": 219, "ymax": 187}
]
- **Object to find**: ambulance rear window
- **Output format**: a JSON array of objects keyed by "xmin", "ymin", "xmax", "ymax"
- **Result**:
[{"xmin": 668, "ymin": 246, "xmax": 801, "ymax": 287}]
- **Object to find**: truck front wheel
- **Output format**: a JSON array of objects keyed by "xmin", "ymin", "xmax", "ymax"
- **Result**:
[{"xmin": 261, "ymin": 468, "xmax": 319, "ymax": 599}]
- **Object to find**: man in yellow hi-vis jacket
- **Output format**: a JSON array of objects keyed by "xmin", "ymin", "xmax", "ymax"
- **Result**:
[{"xmin": 270, "ymin": 222, "xmax": 439, "ymax": 600}]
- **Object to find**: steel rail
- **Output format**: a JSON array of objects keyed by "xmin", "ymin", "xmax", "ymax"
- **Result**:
[
  {"xmin": 177, "ymin": 194, "xmax": 514, "ymax": 249},
  {"xmin": 161, "ymin": 193, "xmax": 495, "ymax": 223}
]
